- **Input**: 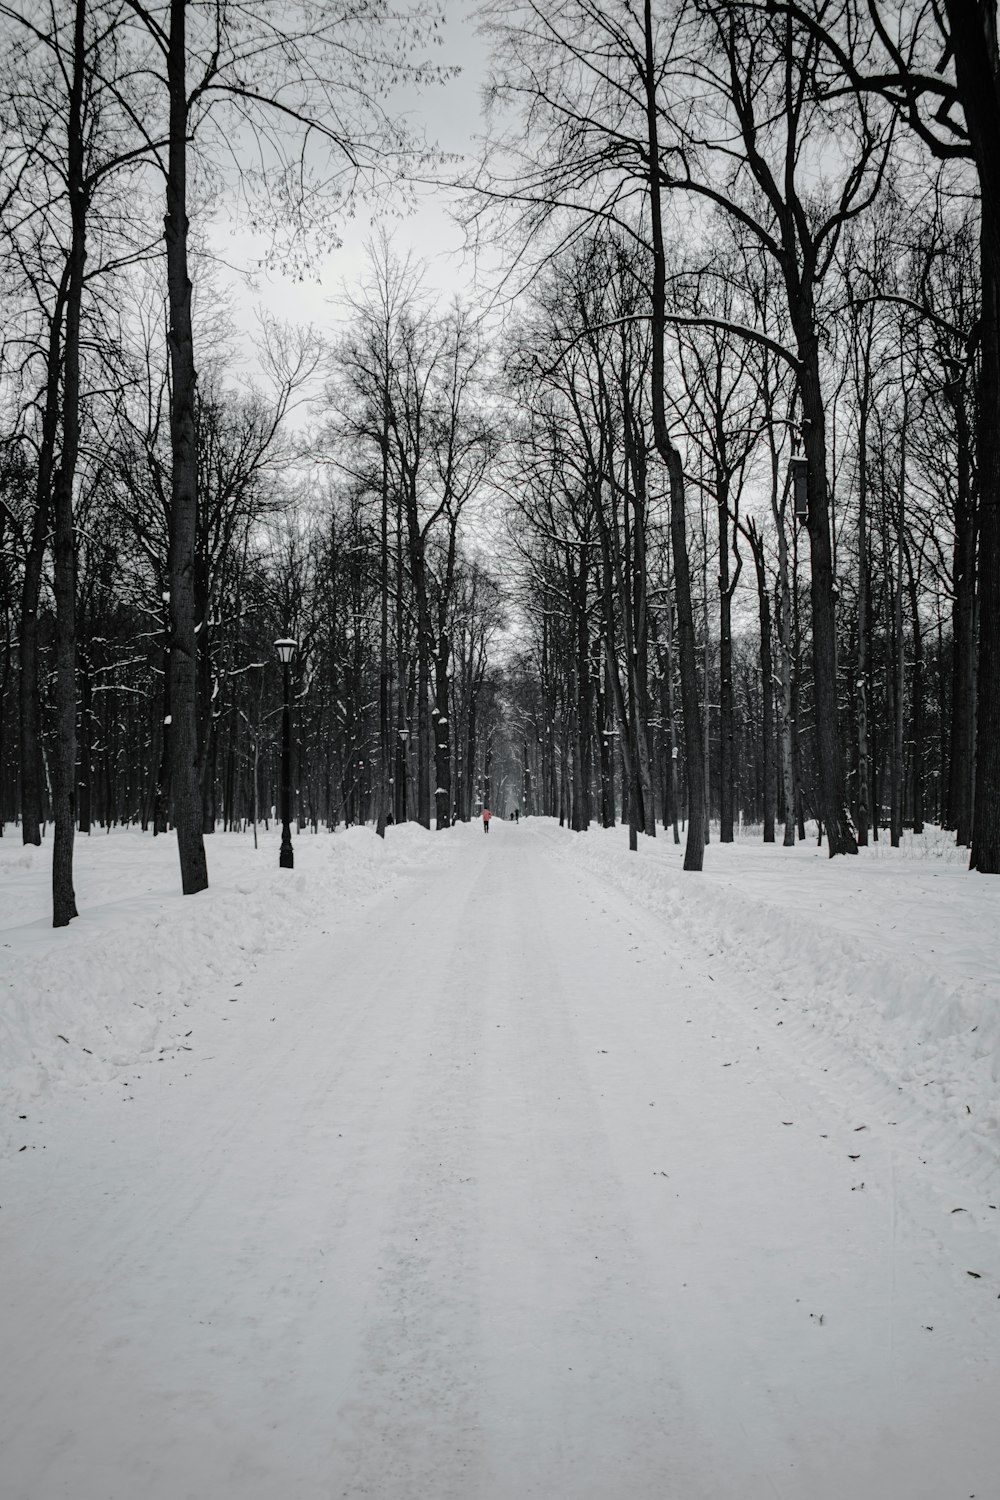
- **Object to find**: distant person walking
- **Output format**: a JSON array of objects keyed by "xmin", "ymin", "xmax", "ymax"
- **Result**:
[{"xmin": 482, "ymin": 807, "xmax": 491, "ymax": 834}]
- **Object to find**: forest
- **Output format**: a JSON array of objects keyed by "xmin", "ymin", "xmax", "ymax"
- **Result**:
[{"xmin": 1, "ymin": 0, "xmax": 999, "ymax": 926}]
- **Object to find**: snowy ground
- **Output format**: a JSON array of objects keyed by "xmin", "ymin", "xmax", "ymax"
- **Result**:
[{"xmin": 1, "ymin": 817, "xmax": 999, "ymax": 1499}]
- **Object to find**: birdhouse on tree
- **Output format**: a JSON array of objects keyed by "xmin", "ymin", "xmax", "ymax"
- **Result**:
[{"xmin": 790, "ymin": 454, "xmax": 809, "ymax": 522}]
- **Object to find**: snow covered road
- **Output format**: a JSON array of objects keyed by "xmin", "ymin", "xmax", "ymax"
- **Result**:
[{"xmin": 2, "ymin": 820, "xmax": 999, "ymax": 1499}]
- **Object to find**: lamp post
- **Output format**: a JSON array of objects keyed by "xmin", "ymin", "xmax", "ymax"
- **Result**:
[{"xmin": 274, "ymin": 637, "xmax": 297, "ymax": 869}]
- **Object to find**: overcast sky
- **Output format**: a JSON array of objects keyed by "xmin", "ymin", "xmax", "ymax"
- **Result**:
[{"xmin": 207, "ymin": 0, "xmax": 494, "ymax": 363}]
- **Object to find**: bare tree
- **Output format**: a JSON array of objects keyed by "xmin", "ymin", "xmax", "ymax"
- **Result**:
[{"xmin": 119, "ymin": 0, "xmax": 449, "ymax": 887}]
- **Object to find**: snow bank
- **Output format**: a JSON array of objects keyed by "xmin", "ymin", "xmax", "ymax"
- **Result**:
[
  {"xmin": 0, "ymin": 823, "xmax": 449, "ymax": 1126},
  {"xmin": 538, "ymin": 821, "xmax": 1000, "ymax": 1166},
  {"xmin": 5, "ymin": 815, "xmax": 997, "ymax": 1175}
]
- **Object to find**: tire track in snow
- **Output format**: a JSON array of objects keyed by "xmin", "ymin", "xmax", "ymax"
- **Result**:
[
  {"xmin": 519, "ymin": 822, "xmax": 1000, "ymax": 1499},
  {"xmin": 328, "ymin": 847, "xmax": 489, "ymax": 1498},
  {"xmin": 4, "ymin": 823, "xmax": 999, "ymax": 1500}
]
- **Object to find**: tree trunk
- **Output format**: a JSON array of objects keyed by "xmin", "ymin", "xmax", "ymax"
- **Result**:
[
  {"xmin": 78, "ymin": 647, "xmax": 92, "ymax": 835},
  {"xmin": 392, "ymin": 486, "xmax": 407, "ymax": 823},
  {"xmin": 855, "ymin": 355, "xmax": 872, "ymax": 846},
  {"xmin": 669, "ymin": 450, "xmax": 707, "ymax": 868},
  {"xmin": 632, "ymin": 483, "xmax": 656, "ymax": 838},
  {"xmin": 598, "ymin": 651, "xmax": 614, "ymax": 827},
  {"xmin": 890, "ymin": 518, "xmax": 905, "ymax": 848},
  {"xmin": 797, "ymin": 331, "xmax": 857, "ymax": 856},
  {"xmin": 433, "ymin": 627, "xmax": 452, "ymax": 829},
  {"xmin": 717, "ymin": 472, "xmax": 735, "ymax": 842},
  {"xmin": 662, "ymin": 605, "xmax": 681, "ymax": 843},
  {"xmin": 19, "ymin": 500, "xmax": 49, "ymax": 850},
  {"xmin": 791, "ymin": 527, "xmax": 807, "ymax": 842},
  {"xmin": 569, "ymin": 678, "xmax": 585, "ymax": 830},
  {"xmin": 484, "ymin": 720, "xmax": 494, "ymax": 815},
  {"xmin": 604, "ymin": 634, "xmax": 636, "ymax": 840},
  {"xmin": 153, "ymin": 619, "xmax": 172, "ymax": 834},
  {"xmin": 945, "ymin": 0, "xmax": 1000, "ymax": 872},
  {"xmin": 701, "ymin": 512, "xmax": 711, "ymax": 844},
  {"xmin": 936, "ymin": 606, "xmax": 948, "ymax": 824},
  {"xmin": 403, "ymin": 475, "xmax": 432, "ymax": 828},
  {"xmin": 376, "ymin": 413, "xmax": 390, "ymax": 837},
  {"xmin": 947, "ymin": 379, "xmax": 976, "ymax": 844},
  {"xmin": 773, "ymin": 494, "xmax": 797, "ymax": 848},
  {"xmin": 905, "ymin": 542, "xmax": 925, "ymax": 834},
  {"xmin": 575, "ymin": 556, "xmax": 593, "ymax": 830},
  {"xmin": 466, "ymin": 692, "xmax": 477, "ymax": 814},
  {"xmin": 164, "ymin": 0, "xmax": 208, "ymax": 893},
  {"xmin": 644, "ymin": 0, "xmax": 704, "ymax": 869},
  {"xmin": 746, "ymin": 523, "xmax": 775, "ymax": 842},
  {"xmin": 51, "ymin": 0, "xmax": 88, "ymax": 926},
  {"xmin": 20, "ymin": 274, "xmax": 68, "ymax": 848}
]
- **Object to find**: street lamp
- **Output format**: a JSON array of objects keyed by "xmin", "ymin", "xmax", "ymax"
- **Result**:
[{"xmin": 274, "ymin": 637, "xmax": 297, "ymax": 869}]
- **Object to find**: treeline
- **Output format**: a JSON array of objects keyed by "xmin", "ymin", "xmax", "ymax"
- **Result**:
[
  {"xmin": 4, "ymin": 0, "xmax": 1000, "ymax": 938},
  {"xmin": 0, "ymin": 0, "xmax": 503, "ymax": 927},
  {"xmin": 0, "ymin": 259, "xmax": 507, "ymax": 848},
  {"xmin": 475, "ymin": 0, "xmax": 1000, "ymax": 873},
  {"xmin": 490, "ymin": 212, "xmax": 970, "ymax": 855}
]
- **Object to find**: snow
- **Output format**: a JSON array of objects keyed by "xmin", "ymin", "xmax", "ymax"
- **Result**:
[
  {"xmin": 544, "ymin": 821, "xmax": 1000, "ymax": 1172},
  {"xmin": 1, "ymin": 823, "xmax": 443, "ymax": 1116},
  {"xmin": 2, "ymin": 818, "xmax": 999, "ymax": 1498}
]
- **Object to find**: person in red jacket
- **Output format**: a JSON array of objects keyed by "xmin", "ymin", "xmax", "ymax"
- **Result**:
[{"xmin": 482, "ymin": 807, "xmax": 491, "ymax": 833}]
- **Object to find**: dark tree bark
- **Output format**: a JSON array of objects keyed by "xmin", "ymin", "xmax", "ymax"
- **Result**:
[
  {"xmin": 625, "ymin": 400, "xmax": 656, "ymax": 837},
  {"xmin": 598, "ymin": 510, "xmax": 638, "ymax": 849},
  {"xmin": 394, "ymin": 487, "xmax": 408, "ymax": 825},
  {"xmin": 376, "ymin": 405, "xmax": 390, "ymax": 838},
  {"xmin": 644, "ymin": 0, "xmax": 704, "ymax": 870},
  {"xmin": 152, "ymin": 611, "xmax": 172, "ymax": 834},
  {"xmin": 905, "ymin": 540, "xmax": 926, "ymax": 834},
  {"xmin": 77, "ymin": 644, "xmax": 92, "ymax": 835},
  {"xmin": 599, "ymin": 650, "xmax": 616, "ymax": 827},
  {"xmin": 51, "ymin": 0, "xmax": 89, "ymax": 926},
  {"xmin": 484, "ymin": 715, "xmax": 494, "ymax": 814},
  {"xmin": 767, "ymin": 404, "xmax": 798, "ymax": 849},
  {"xmin": 744, "ymin": 519, "xmax": 775, "ymax": 842},
  {"xmin": 661, "ymin": 604, "xmax": 681, "ymax": 844},
  {"xmin": 20, "ymin": 275, "xmax": 68, "ymax": 848},
  {"xmin": 414, "ymin": 569, "xmax": 432, "ymax": 828},
  {"xmin": 797, "ymin": 325, "xmax": 858, "ymax": 856},
  {"xmin": 716, "ymin": 470, "xmax": 737, "ymax": 842},
  {"xmin": 889, "ymin": 501, "xmax": 905, "ymax": 848},
  {"xmin": 574, "ymin": 553, "xmax": 593, "ymax": 831},
  {"xmin": 18, "ymin": 486, "xmax": 49, "ymax": 849},
  {"xmin": 164, "ymin": 0, "xmax": 208, "ymax": 893},
  {"xmin": 946, "ymin": 375, "xmax": 976, "ymax": 844},
  {"xmin": 941, "ymin": 0, "xmax": 1000, "ymax": 872},
  {"xmin": 396, "ymin": 410, "xmax": 432, "ymax": 827},
  {"xmin": 854, "ymin": 314, "xmax": 874, "ymax": 847},
  {"xmin": 790, "ymin": 525, "xmax": 807, "ymax": 842},
  {"xmin": 433, "ymin": 624, "xmax": 452, "ymax": 829}
]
